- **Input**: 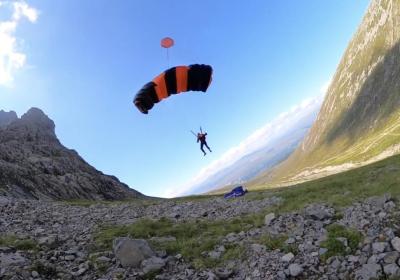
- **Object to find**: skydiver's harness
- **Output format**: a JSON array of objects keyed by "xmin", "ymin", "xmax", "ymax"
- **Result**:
[
  {"xmin": 191, "ymin": 127, "xmax": 207, "ymax": 143},
  {"xmin": 197, "ymin": 133, "xmax": 207, "ymax": 143}
]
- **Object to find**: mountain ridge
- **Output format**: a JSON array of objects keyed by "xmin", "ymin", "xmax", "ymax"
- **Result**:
[
  {"xmin": 0, "ymin": 107, "xmax": 143, "ymax": 200},
  {"xmin": 252, "ymin": 0, "xmax": 400, "ymax": 187}
]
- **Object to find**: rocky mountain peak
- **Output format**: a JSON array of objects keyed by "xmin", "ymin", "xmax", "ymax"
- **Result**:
[
  {"xmin": 21, "ymin": 107, "xmax": 52, "ymax": 123},
  {"xmin": 0, "ymin": 107, "xmax": 143, "ymax": 200},
  {"xmin": 0, "ymin": 110, "xmax": 18, "ymax": 128},
  {"xmin": 18, "ymin": 107, "xmax": 56, "ymax": 134}
]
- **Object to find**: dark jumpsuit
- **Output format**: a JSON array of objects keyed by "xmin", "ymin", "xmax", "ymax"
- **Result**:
[{"xmin": 197, "ymin": 133, "xmax": 212, "ymax": 155}]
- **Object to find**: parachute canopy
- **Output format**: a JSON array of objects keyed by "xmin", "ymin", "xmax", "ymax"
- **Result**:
[
  {"xmin": 133, "ymin": 64, "xmax": 213, "ymax": 114},
  {"xmin": 161, "ymin": 37, "xmax": 174, "ymax": 48}
]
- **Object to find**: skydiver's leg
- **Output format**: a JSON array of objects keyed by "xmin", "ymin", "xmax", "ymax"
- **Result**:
[
  {"xmin": 200, "ymin": 143, "xmax": 206, "ymax": 156},
  {"xmin": 204, "ymin": 141, "xmax": 212, "ymax": 152}
]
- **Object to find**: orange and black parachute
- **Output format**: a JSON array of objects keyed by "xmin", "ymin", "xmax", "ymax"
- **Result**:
[{"xmin": 133, "ymin": 64, "xmax": 213, "ymax": 114}]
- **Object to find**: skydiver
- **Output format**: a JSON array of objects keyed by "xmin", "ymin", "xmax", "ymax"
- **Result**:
[{"xmin": 197, "ymin": 132, "xmax": 212, "ymax": 156}]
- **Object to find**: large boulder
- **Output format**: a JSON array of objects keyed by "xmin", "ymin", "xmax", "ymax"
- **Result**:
[
  {"xmin": 391, "ymin": 237, "xmax": 400, "ymax": 252},
  {"xmin": 383, "ymin": 264, "xmax": 400, "ymax": 277},
  {"xmin": 354, "ymin": 264, "xmax": 382, "ymax": 280},
  {"xmin": 304, "ymin": 204, "xmax": 334, "ymax": 221},
  {"xmin": 113, "ymin": 237, "xmax": 155, "ymax": 268}
]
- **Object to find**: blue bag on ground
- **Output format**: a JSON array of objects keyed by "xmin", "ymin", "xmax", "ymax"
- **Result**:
[{"xmin": 224, "ymin": 186, "xmax": 247, "ymax": 198}]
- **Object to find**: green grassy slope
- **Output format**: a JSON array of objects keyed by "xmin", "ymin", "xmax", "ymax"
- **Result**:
[
  {"xmin": 252, "ymin": 0, "xmax": 400, "ymax": 187},
  {"xmin": 252, "ymin": 152, "xmax": 400, "ymax": 212}
]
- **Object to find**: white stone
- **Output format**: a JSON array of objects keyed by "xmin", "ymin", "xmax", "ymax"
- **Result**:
[
  {"xmin": 372, "ymin": 242, "xmax": 387, "ymax": 253},
  {"xmin": 64, "ymin": 255, "xmax": 75, "ymax": 261},
  {"xmin": 141, "ymin": 256, "xmax": 166, "ymax": 274},
  {"xmin": 281, "ymin": 253, "xmax": 294, "ymax": 262},
  {"xmin": 288, "ymin": 263, "xmax": 303, "ymax": 277},
  {"xmin": 391, "ymin": 237, "xmax": 400, "ymax": 252},
  {"xmin": 264, "ymin": 213, "xmax": 276, "ymax": 226}
]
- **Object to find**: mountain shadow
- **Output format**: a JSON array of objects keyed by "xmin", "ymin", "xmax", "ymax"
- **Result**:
[{"xmin": 326, "ymin": 40, "xmax": 400, "ymax": 143}]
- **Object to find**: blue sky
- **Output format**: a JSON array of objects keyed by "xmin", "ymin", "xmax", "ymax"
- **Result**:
[{"xmin": 0, "ymin": 0, "xmax": 369, "ymax": 197}]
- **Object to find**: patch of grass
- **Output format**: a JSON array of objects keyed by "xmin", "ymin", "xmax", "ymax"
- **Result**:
[
  {"xmin": 192, "ymin": 257, "xmax": 220, "ymax": 270},
  {"xmin": 88, "ymin": 254, "xmax": 110, "ymax": 274},
  {"xmin": 320, "ymin": 238, "xmax": 346, "ymax": 261},
  {"xmin": 326, "ymin": 224, "xmax": 363, "ymax": 250},
  {"xmin": 320, "ymin": 224, "xmax": 363, "ymax": 261},
  {"xmin": 233, "ymin": 213, "xmax": 265, "ymax": 228},
  {"xmin": 14, "ymin": 239, "xmax": 38, "ymax": 251},
  {"xmin": 0, "ymin": 235, "xmax": 38, "ymax": 251},
  {"xmin": 242, "ymin": 191, "xmax": 270, "ymax": 201},
  {"xmin": 260, "ymin": 234, "xmax": 286, "ymax": 250},
  {"xmin": 96, "ymin": 262, "xmax": 109, "ymax": 274},
  {"xmin": 0, "ymin": 235, "xmax": 17, "ymax": 246},
  {"xmin": 257, "ymin": 234, "xmax": 286, "ymax": 251},
  {"xmin": 94, "ymin": 217, "xmax": 254, "ymax": 269},
  {"xmin": 332, "ymin": 211, "xmax": 344, "ymax": 221},
  {"xmin": 254, "ymin": 233, "xmax": 299, "ymax": 254},
  {"xmin": 253, "ymin": 153, "xmax": 400, "ymax": 215},
  {"xmin": 222, "ymin": 244, "xmax": 246, "ymax": 261},
  {"xmin": 283, "ymin": 243, "xmax": 299, "ymax": 255},
  {"xmin": 64, "ymin": 199, "xmax": 98, "ymax": 207}
]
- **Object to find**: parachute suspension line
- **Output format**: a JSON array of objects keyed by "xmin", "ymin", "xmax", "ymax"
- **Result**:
[
  {"xmin": 190, "ymin": 130, "xmax": 197, "ymax": 137},
  {"xmin": 161, "ymin": 37, "xmax": 174, "ymax": 67},
  {"xmin": 166, "ymin": 48, "xmax": 170, "ymax": 68}
]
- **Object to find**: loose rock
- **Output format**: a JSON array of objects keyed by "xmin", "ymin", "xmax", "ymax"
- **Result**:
[
  {"xmin": 113, "ymin": 238, "xmax": 155, "ymax": 267},
  {"xmin": 264, "ymin": 213, "xmax": 276, "ymax": 226},
  {"xmin": 288, "ymin": 263, "xmax": 303, "ymax": 277}
]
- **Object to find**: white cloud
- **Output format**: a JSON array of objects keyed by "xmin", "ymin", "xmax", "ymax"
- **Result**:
[
  {"xmin": 13, "ymin": 2, "xmax": 38, "ymax": 22},
  {"xmin": 163, "ymin": 95, "xmax": 323, "ymax": 198},
  {"xmin": 0, "ymin": 1, "xmax": 38, "ymax": 86}
]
